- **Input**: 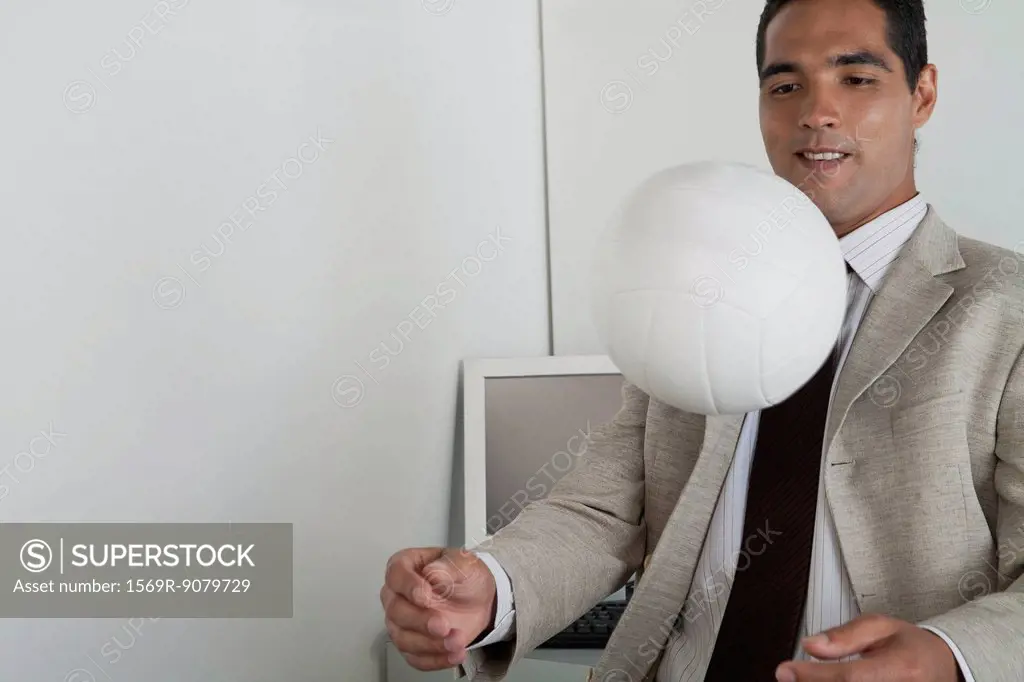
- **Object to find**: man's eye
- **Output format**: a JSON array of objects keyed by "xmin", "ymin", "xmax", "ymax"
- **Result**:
[
  {"xmin": 846, "ymin": 76, "xmax": 876, "ymax": 86},
  {"xmin": 770, "ymin": 83, "xmax": 798, "ymax": 95}
]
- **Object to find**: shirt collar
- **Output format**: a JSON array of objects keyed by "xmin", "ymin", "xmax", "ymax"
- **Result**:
[{"xmin": 838, "ymin": 193, "xmax": 928, "ymax": 292}]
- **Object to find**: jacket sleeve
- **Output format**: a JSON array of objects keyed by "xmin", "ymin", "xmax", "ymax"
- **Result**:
[
  {"xmin": 455, "ymin": 380, "xmax": 650, "ymax": 681},
  {"xmin": 918, "ymin": 344, "xmax": 1024, "ymax": 681}
]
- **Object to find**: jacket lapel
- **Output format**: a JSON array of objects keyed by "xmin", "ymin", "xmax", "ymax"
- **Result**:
[{"xmin": 824, "ymin": 208, "xmax": 964, "ymax": 456}]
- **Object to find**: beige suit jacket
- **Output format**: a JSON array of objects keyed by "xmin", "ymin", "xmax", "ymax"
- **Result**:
[{"xmin": 458, "ymin": 208, "xmax": 1024, "ymax": 682}]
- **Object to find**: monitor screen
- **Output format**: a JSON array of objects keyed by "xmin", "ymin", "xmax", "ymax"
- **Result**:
[{"xmin": 483, "ymin": 373, "xmax": 626, "ymax": 535}]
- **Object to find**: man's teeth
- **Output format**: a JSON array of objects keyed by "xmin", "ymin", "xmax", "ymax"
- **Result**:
[{"xmin": 802, "ymin": 151, "xmax": 847, "ymax": 161}]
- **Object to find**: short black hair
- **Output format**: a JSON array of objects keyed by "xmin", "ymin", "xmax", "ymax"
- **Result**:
[{"xmin": 755, "ymin": 0, "xmax": 928, "ymax": 92}]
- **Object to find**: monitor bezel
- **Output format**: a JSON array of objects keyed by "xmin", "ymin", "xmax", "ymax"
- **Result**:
[{"xmin": 460, "ymin": 354, "xmax": 622, "ymax": 550}]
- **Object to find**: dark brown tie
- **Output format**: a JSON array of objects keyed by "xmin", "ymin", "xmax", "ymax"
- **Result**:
[{"xmin": 702, "ymin": 349, "xmax": 838, "ymax": 681}]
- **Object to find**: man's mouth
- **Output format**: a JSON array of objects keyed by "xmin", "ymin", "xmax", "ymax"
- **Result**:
[
  {"xmin": 798, "ymin": 151, "xmax": 851, "ymax": 161},
  {"xmin": 794, "ymin": 148, "xmax": 853, "ymax": 175}
]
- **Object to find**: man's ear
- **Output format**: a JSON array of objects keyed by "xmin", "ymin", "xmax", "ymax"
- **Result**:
[{"xmin": 913, "ymin": 63, "xmax": 938, "ymax": 130}]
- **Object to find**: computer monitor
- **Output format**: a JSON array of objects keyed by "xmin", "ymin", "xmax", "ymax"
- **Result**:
[{"xmin": 461, "ymin": 355, "xmax": 626, "ymax": 551}]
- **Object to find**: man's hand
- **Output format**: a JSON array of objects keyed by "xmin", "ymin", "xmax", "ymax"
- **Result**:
[
  {"xmin": 380, "ymin": 547, "xmax": 498, "ymax": 671},
  {"xmin": 774, "ymin": 613, "xmax": 962, "ymax": 682}
]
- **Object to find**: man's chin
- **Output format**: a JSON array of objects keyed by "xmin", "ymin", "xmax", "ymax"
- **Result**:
[
  {"xmin": 799, "ymin": 190, "xmax": 857, "ymax": 233},
  {"xmin": 774, "ymin": 167, "xmax": 855, "ymax": 226},
  {"xmin": 790, "ymin": 185, "xmax": 838, "ymax": 217}
]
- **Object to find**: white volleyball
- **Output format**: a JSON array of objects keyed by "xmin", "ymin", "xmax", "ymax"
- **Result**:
[{"xmin": 591, "ymin": 161, "xmax": 847, "ymax": 415}]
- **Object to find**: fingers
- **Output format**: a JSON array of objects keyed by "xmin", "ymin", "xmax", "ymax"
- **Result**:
[
  {"xmin": 385, "ymin": 617, "xmax": 450, "ymax": 656},
  {"xmin": 385, "ymin": 617, "xmax": 445, "ymax": 654},
  {"xmin": 381, "ymin": 587, "xmax": 462, "ymax": 671},
  {"xmin": 776, "ymin": 655, "xmax": 887, "ymax": 682},
  {"xmin": 776, "ymin": 660, "xmax": 852, "ymax": 682},
  {"xmin": 385, "ymin": 548, "xmax": 445, "ymax": 608},
  {"xmin": 800, "ymin": 613, "xmax": 900, "ymax": 660},
  {"xmin": 380, "ymin": 586, "xmax": 451, "ymax": 637},
  {"xmin": 385, "ymin": 609, "xmax": 466, "ymax": 672},
  {"xmin": 404, "ymin": 651, "xmax": 466, "ymax": 671},
  {"xmin": 443, "ymin": 627, "xmax": 478, "ymax": 652}
]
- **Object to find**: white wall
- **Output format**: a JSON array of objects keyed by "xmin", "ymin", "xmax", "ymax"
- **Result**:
[
  {"xmin": 543, "ymin": 0, "xmax": 1024, "ymax": 354},
  {"xmin": 0, "ymin": 1, "xmax": 548, "ymax": 680}
]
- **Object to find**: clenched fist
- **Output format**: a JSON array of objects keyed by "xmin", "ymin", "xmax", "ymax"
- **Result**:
[{"xmin": 380, "ymin": 547, "xmax": 498, "ymax": 671}]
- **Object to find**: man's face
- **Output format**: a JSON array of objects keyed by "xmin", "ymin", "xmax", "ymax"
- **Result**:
[{"xmin": 758, "ymin": 0, "xmax": 936, "ymax": 236}]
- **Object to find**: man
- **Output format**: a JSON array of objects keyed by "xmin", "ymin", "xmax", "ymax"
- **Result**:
[{"xmin": 380, "ymin": 0, "xmax": 1024, "ymax": 680}]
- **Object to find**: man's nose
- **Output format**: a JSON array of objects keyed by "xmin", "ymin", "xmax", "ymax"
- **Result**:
[{"xmin": 798, "ymin": 90, "xmax": 841, "ymax": 130}]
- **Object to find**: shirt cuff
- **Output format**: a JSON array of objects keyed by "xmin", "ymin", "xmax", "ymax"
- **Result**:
[
  {"xmin": 467, "ymin": 550, "xmax": 516, "ymax": 649},
  {"xmin": 920, "ymin": 625, "xmax": 974, "ymax": 682}
]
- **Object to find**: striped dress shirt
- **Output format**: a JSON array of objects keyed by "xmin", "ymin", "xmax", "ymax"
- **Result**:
[{"xmin": 473, "ymin": 193, "xmax": 975, "ymax": 681}]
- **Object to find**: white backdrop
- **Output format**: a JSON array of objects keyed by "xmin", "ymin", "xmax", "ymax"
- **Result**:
[
  {"xmin": 0, "ymin": 1, "xmax": 548, "ymax": 680},
  {"xmin": 542, "ymin": 0, "xmax": 1024, "ymax": 354}
]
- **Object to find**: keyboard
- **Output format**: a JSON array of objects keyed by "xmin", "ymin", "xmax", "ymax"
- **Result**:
[{"xmin": 537, "ymin": 599, "xmax": 628, "ymax": 649}]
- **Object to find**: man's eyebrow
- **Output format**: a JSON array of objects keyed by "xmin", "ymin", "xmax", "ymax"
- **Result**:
[
  {"xmin": 759, "ymin": 50, "xmax": 893, "ymax": 85},
  {"xmin": 829, "ymin": 50, "xmax": 892, "ymax": 71},
  {"xmin": 759, "ymin": 61, "xmax": 798, "ymax": 84}
]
